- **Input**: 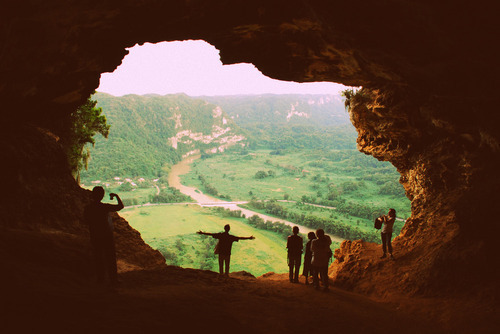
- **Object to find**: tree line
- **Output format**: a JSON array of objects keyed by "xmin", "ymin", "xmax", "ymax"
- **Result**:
[{"xmin": 246, "ymin": 199, "xmax": 401, "ymax": 243}]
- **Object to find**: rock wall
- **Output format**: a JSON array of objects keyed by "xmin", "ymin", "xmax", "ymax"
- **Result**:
[
  {"xmin": 331, "ymin": 87, "xmax": 499, "ymax": 298},
  {"xmin": 0, "ymin": 125, "xmax": 165, "ymax": 275},
  {"xmin": 1, "ymin": 0, "xmax": 498, "ymax": 297}
]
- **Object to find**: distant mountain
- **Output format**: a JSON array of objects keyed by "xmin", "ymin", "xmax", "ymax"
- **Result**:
[
  {"xmin": 203, "ymin": 94, "xmax": 356, "ymax": 151},
  {"xmin": 81, "ymin": 93, "xmax": 246, "ymax": 179},
  {"xmin": 203, "ymin": 94, "xmax": 349, "ymax": 127}
]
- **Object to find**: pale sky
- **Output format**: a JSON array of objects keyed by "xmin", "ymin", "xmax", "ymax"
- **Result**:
[{"xmin": 97, "ymin": 40, "xmax": 347, "ymax": 96}]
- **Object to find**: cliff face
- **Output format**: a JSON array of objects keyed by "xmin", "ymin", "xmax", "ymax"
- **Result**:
[
  {"xmin": 332, "ymin": 88, "xmax": 499, "ymax": 297},
  {"xmin": 1, "ymin": 0, "xmax": 498, "ymax": 299}
]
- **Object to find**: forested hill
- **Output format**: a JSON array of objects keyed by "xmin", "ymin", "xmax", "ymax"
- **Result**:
[
  {"xmin": 203, "ymin": 94, "xmax": 356, "ymax": 150},
  {"xmin": 81, "ymin": 92, "xmax": 246, "ymax": 179},
  {"xmin": 81, "ymin": 93, "xmax": 356, "ymax": 180},
  {"xmin": 203, "ymin": 94, "xmax": 349, "ymax": 127}
]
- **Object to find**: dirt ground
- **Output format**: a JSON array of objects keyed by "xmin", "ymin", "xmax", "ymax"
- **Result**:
[{"xmin": 0, "ymin": 228, "xmax": 497, "ymax": 334}]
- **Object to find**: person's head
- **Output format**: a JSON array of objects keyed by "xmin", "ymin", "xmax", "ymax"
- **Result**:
[
  {"xmin": 224, "ymin": 224, "xmax": 230, "ymax": 232},
  {"xmin": 388, "ymin": 208, "xmax": 396, "ymax": 217},
  {"xmin": 91, "ymin": 186, "xmax": 105, "ymax": 202},
  {"xmin": 308, "ymin": 231, "xmax": 317, "ymax": 240},
  {"xmin": 316, "ymin": 228, "xmax": 325, "ymax": 238},
  {"xmin": 292, "ymin": 226, "xmax": 299, "ymax": 235}
]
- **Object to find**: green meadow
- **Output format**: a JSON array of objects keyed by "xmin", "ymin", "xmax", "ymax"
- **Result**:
[
  {"xmin": 181, "ymin": 149, "xmax": 411, "ymax": 219},
  {"xmin": 121, "ymin": 205, "xmax": 289, "ymax": 276}
]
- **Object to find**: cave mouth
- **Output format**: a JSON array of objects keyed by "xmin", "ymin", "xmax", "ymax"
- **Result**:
[{"xmin": 84, "ymin": 39, "xmax": 412, "ymax": 277}]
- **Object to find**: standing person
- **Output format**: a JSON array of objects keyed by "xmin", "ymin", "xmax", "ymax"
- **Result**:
[
  {"xmin": 197, "ymin": 224, "xmax": 255, "ymax": 277},
  {"xmin": 380, "ymin": 208, "xmax": 396, "ymax": 259},
  {"xmin": 83, "ymin": 186, "xmax": 124, "ymax": 286},
  {"xmin": 311, "ymin": 228, "xmax": 332, "ymax": 291},
  {"xmin": 287, "ymin": 226, "xmax": 303, "ymax": 283},
  {"xmin": 302, "ymin": 231, "xmax": 317, "ymax": 285}
]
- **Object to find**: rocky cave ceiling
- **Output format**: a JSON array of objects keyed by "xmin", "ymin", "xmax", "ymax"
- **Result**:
[{"xmin": 1, "ymin": 0, "xmax": 497, "ymax": 125}]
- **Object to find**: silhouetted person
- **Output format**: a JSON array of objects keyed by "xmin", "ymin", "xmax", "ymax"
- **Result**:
[
  {"xmin": 287, "ymin": 226, "xmax": 303, "ymax": 283},
  {"xmin": 302, "ymin": 231, "xmax": 316, "ymax": 285},
  {"xmin": 380, "ymin": 208, "xmax": 396, "ymax": 260},
  {"xmin": 197, "ymin": 224, "xmax": 255, "ymax": 276},
  {"xmin": 83, "ymin": 186, "xmax": 124, "ymax": 286},
  {"xmin": 311, "ymin": 228, "xmax": 332, "ymax": 291}
]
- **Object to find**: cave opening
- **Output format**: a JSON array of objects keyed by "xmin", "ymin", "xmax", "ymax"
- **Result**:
[{"xmin": 83, "ymin": 39, "xmax": 410, "ymax": 276}]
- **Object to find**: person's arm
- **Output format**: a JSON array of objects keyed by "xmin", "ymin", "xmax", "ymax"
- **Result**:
[
  {"xmin": 197, "ymin": 231, "xmax": 215, "ymax": 236},
  {"xmin": 238, "ymin": 236, "xmax": 255, "ymax": 240},
  {"xmin": 109, "ymin": 193, "xmax": 124, "ymax": 211}
]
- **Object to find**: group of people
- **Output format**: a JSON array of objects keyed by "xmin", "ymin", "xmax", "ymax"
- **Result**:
[
  {"xmin": 196, "ymin": 224, "xmax": 333, "ymax": 291},
  {"xmin": 286, "ymin": 226, "xmax": 332, "ymax": 291},
  {"xmin": 83, "ymin": 186, "xmax": 396, "ymax": 288}
]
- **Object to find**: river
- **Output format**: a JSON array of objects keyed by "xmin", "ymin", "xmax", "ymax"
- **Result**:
[{"xmin": 167, "ymin": 155, "xmax": 344, "ymax": 243}]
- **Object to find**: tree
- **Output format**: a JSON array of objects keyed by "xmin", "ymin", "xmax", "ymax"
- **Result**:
[
  {"xmin": 63, "ymin": 95, "xmax": 109, "ymax": 182},
  {"xmin": 255, "ymin": 170, "xmax": 268, "ymax": 179}
]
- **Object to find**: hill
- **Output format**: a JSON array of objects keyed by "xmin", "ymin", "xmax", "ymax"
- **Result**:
[
  {"xmin": 81, "ymin": 92, "xmax": 246, "ymax": 179},
  {"xmin": 204, "ymin": 94, "xmax": 356, "ymax": 150},
  {"xmin": 203, "ymin": 94, "xmax": 349, "ymax": 127},
  {"xmin": 82, "ymin": 93, "xmax": 356, "ymax": 180}
]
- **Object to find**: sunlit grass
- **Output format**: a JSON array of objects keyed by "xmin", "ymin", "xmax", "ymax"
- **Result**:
[{"xmin": 121, "ymin": 205, "xmax": 289, "ymax": 276}]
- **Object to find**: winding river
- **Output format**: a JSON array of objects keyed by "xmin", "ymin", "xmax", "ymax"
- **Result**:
[{"xmin": 168, "ymin": 155, "xmax": 345, "ymax": 243}]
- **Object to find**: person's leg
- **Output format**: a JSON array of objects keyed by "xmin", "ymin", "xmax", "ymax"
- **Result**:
[
  {"xmin": 218, "ymin": 255, "xmax": 224, "ymax": 274},
  {"xmin": 387, "ymin": 232, "xmax": 393, "ymax": 255},
  {"xmin": 381, "ymin": 233, "xmax": 387, "ymax": 258},
  {"xmin": 288, "ymin": 257, "xmax": 294, "ymax": 282},
  {"xmin": 93, "ymin": 243, "xmax": 105, "ymax": 284},
  {"xmin": 294, "ymin": 258, "xmax": 301, "ymax": 282},
  {"xmin": 224, "ymin": 255, "xmax": 230, "ymax": 276},
  {"xmin": 106, "ymin": 241, "xmax": 118, "ymax": 285},
  {"xmin": 312, "ymin": 266, "xmax": 320, "ymax": 289},
  {"xmin": 321, "ymin": 266, "xmax": 329, "ymax": 290}
]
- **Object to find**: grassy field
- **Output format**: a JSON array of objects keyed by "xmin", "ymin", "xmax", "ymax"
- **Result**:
[
  {"xmin": 181, "ymin": 149, "xmax": 411, "ymax": 218},
  {"xmin": 121, "ymin": 205, "xmax": 290, "ymax": 276}
]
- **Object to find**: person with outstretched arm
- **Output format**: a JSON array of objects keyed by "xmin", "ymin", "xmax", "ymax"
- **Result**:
[
  {"xmin": 84, "ymin": 186, "xmax": 124, "ymax": 287},
  {"xmin": 197, "ymin": 224, "xmax": 255, "ymax": 277}
]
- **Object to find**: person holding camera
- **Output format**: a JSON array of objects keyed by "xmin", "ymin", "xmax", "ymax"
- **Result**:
[
  {"xmin": 379, "ymin": 208, "xmax": 396, "ymax": 260},
  {"xmin": 84, "ymin": 186, "xmax": 124, "ymax": 286}
]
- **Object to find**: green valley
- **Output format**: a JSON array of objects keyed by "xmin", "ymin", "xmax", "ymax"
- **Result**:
[
  {"xmin": 81, "ymin": 92, "xmax": 411, "ymax": 276},
  {"xmin": 121, "ymin": 205, "xmax": 289, "ymax": 276}
]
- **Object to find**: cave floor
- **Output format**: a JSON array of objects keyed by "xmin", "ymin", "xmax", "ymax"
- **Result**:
[
  {"xmin": 1, "ymin": 228, "xmax": 497, "ymax": 334},
  {"xmin": 2, "ymin": 265, "xmax": 455, "ymax": 334}
]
